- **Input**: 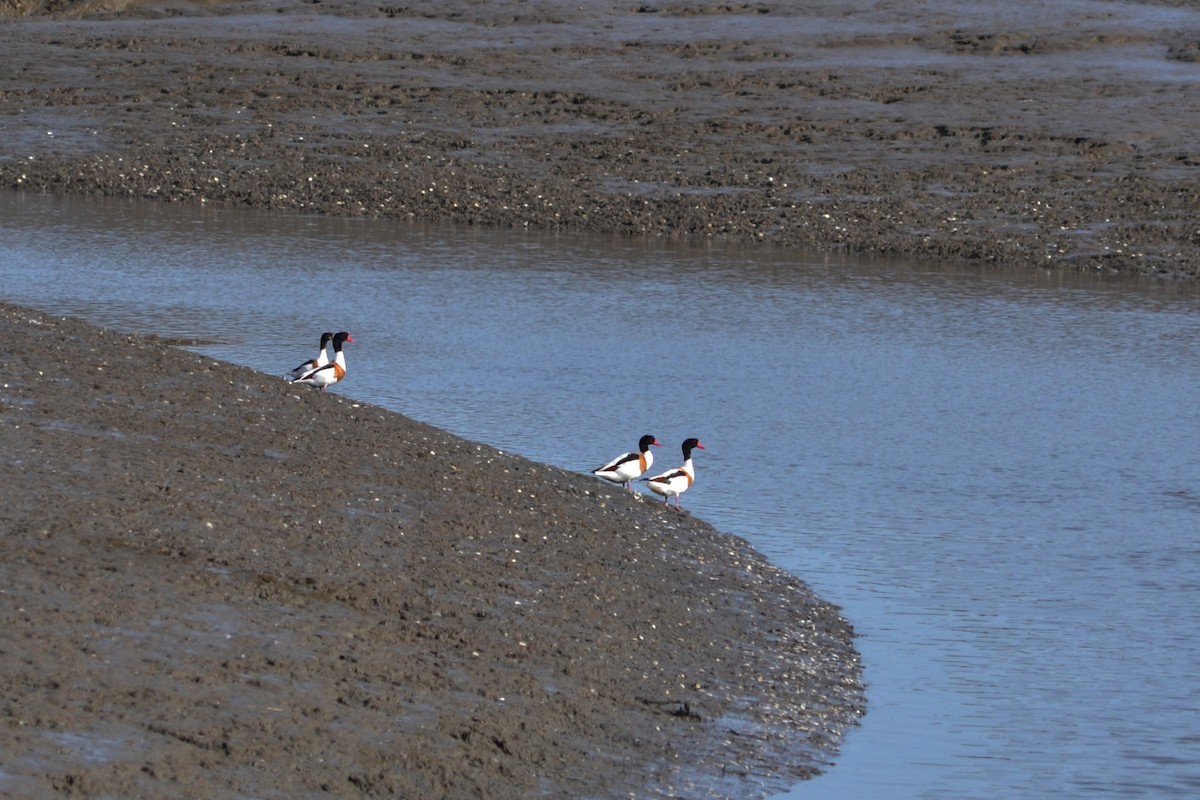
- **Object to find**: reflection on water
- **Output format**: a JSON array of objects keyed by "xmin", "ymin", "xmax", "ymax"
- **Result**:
[{"xmin": 3, "ymin": 192, "xmax": 1200, "ymax": 799}]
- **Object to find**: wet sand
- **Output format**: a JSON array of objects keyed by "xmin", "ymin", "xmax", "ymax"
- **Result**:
[{"xmin": 1, "ymin": 0, "xmax": 1199, "ymax": 277}]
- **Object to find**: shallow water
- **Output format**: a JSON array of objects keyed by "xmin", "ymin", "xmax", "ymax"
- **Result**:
[{"xmin": 3, "ymin": 192, "xmax": 1199, "ymax": 799}]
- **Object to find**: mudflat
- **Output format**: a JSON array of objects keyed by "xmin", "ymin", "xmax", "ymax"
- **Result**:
[
  {"xmin": 2, "ymin": 0, "xmax": 1192, "ymax": 796},
  {"xmin": 1, "ymin": 0, "xmax": 1198, "ymax": 277},
  {"xmin": 0, "ymin": 300, "xmax": 862, "ymax": 800}
]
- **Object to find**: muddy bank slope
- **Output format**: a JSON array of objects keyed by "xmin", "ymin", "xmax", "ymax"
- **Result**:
[
  {"xmin": 1, "ymin": 0, "xmax": 1198, "ymax": 277},
  {"xmin": 0, "ymin": 301, "xmax": 864, "ymax": 798}
]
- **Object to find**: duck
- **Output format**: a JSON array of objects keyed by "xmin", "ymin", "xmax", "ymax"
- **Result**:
[
  {"xmin": 641, "ymin": 437, "xmax": 705, "ymax": 511},
  {"xmin": 592, "ymin": 434, "xmax": 661, "ymax": 490},
  {"xmin": 294, "ymin": 331, "xmax": 353, "ymax": 391},
  {"xmin": 287, "ymin": 331, "xmax": 334, "ymax": 381}
]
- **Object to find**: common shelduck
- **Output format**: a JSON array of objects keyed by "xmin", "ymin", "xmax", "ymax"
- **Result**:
[
  {"xmin": 294, "ymin": 331, "xmax": 352, "ymax": 391},
  {"xmin": 641, "ymin": 437, "xmax": 705, "ymax": 511},
  {"xmin": 592, "ymin": 434, "xmax": 661, "ymax": 490},
  {"xmin": 287, "ymin": 331, "xmax": 334, "ymax": 381}
]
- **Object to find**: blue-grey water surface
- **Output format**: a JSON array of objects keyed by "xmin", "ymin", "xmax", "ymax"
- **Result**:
[{"xmin": 2, "ymin": 192, "xmax": 1199, "ymax": 799}]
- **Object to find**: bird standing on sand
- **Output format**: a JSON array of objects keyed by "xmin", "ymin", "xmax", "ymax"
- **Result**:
[
  {"xmin": 592, "ymin": 434, "xmax": 661, "ymax": 490},
  {"xmin": 294, "ymin": 331, "xmax": 353, "ymax": 391},
  {"xmin": 287, "ymin": 331, "xmax": 334, "ymax": 381},
  {"xmin": 642, "ymin": 437, "xmax": 705, "ymax": 511}
]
